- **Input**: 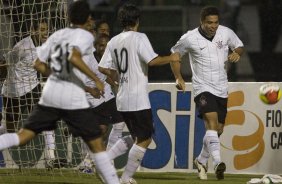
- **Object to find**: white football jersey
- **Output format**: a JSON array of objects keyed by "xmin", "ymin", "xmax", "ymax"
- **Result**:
[
  {"xmin": 171, "ymin": 25, "xmax": 243, "ymax": 98},
  {"xmin": 37, "ymin": 28, "xmax": 94, "ymax": 109},
  {"xmin": 99, "ymin": 31, "xmax": 158, "ymax": 111},
  {"xmin": 2, "ymin": 36, "xmax": 39, "ymax": 97},
  {"xmin": 76, "ymin": 48, "xmax": 115, "ymax": 108}
]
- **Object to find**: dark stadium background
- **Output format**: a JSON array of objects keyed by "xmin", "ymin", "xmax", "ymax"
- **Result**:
[
  {"xmin": 91, "ymin": 0, "xmax": 282, "ymax": 83},
  {"xmin": 2, "ymin": 0, "xmax": 282, "ymax": 82}
]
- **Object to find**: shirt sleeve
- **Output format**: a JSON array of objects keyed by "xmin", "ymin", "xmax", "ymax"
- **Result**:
[
  {"xmin": 6, "ymin": 38, "xmax": 30, "ymax": 64},
  {"xmin": 99, "ymin": 44, "xmax": 115, "ymax": 70},
  {"xmin": 227, "ymin": 28, "xmax": 244, "ymax": 51},
  {"xmin": 171, "ymin": 32, "xmax": 190, "ymax": 57},
  {"xmin": 37, "ymin": 35, "xmax": 53, "ymax": 63},
  {"xmin": 70, "ymin": 30, "xmax": 94, "ymax": 56},
  {"xmin": 137, "ymin": 33, "xmax": 158, "ymax": 64},
  {"xmin": 4, "ymin": 49, "xmax": 19, "ymax": 65}
]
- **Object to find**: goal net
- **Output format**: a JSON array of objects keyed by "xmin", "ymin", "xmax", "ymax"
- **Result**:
[{"xmin": 0, "ymin": 0, "xmax": 85, "ymax": 174}]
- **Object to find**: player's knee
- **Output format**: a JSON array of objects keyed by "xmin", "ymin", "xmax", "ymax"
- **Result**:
[
  {"xmin": 86, "ymin": 136, "xmax": 105, "ymax": 153},
  {"xmin": 17, "ymin": 128, "xmax": 36, "ymax": 146},
  {"xmin": 136, "ymin": 136, "xmax": 152, "ymax": 146}
]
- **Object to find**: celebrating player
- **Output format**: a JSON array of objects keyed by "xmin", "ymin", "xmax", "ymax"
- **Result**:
[
  {"xmin": 170, "ymin": 6, "xmax": 244, "ymax": 180},
  {"xmin": 0, "ymin": 17, "xmax": 56, "ymax": 168},
  {"xmin": 1, "ymin": 18, "xmax": 47, "ymax": 132},
  {"xmin": 94, "ymin": 33, "xmax": 131, "ymax": 154},
  {"xmin": 98, "ymin": 4, "xmax": 180, "ymax": 184},
  {"xmin": 94, "ymin": 19, "xmax": 110, "ymax": 36},
  {"xmin": 0, "ymin": 1, "xmax": 120, "ymax": 183},
  {"xmin": 78, "ymin": 22, "xmax": 133, "ymax": 175}
]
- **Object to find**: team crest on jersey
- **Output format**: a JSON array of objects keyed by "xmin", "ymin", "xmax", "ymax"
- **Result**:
[
  {"xmin": 199, "ymin": 95, "xmax": 207, "ymax": 107},
  {"xmin": 216, "ymin": 40, "xmax": 223, "ymax": 49}
]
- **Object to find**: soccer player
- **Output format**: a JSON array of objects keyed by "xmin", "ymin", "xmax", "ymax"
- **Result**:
[
  {"xmin": 98, "ymin": 4, "xmax": 180, "ymax": 184},
  {"xmin": 94, "ymin": 19, "xmax": 110, "ymax": 36},
  {"xmin": 94, "ymin": 33, "xmax": 110, "ymax": 63},
  {"xmin": 0, "ymin": 18, "xmax": 56, "ymax": 168},
  {"xmin": 0, "ymin": 1, "xmax": 119, "ymax": 183},
  {"xmin": 170, "ymin": 6, "xmax": 244, "ymax": 180},
  {"xmin": 1, "ymin": 18, "xmax": 48, "ymax": 132},
  {"xmin": 94, "ymin": 33, "xmax": 129, "ymax": 153},
  {"xmin": 78, "ymin": 27, "xmax": 133, "ymax": 174}
]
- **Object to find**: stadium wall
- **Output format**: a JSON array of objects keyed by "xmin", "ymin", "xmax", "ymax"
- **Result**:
[
  {"xmin": 142, "ymin": 82, "xmax": 282, "ymax": 175},
  {"xmin": 0, "ymin": 82, "xmax": 281, "ymax": 175}
]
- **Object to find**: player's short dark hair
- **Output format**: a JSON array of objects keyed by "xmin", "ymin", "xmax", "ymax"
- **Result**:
[
  {"xmin": 68, "ymin": 0, "xmax": 91, "ymax": 25},
  {"xmin": 200, "ymin": 6, "xmax": 220, "ymax": 22},
  {"xmin": 94, "ymin": 19, "xmax": 109, "ymax": 31},
  {"xmin": 95, "ymin": 33, "xmax": 110, "ymax": 45},
  {"xmin": 32, "ymin": 17, "xmax": 48, "ymax": 31},
  {"xmin": 118, "ymin": 4, "xmax": 140, "ymax": 28}
]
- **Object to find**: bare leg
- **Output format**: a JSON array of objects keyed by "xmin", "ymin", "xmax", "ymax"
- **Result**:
[{"xmin": 0, "ymin": 128, "xmax": 36, "ymax": 151}]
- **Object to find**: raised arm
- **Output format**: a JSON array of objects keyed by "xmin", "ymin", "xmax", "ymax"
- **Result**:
[{"xmin": 148, "ymin": 52, "xmax": 180, "ymax": 66}]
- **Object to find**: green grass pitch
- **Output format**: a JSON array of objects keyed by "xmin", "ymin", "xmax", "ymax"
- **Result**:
[{"xmin": 0, "ymin": 169, "xmax": 260, "ymax": 184}]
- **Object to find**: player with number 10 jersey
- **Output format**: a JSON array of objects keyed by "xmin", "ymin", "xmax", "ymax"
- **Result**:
[
  {"xmin": 99, "ymin": 31, "xmax": 157, "ymax": 111},
  {"xmin": 98, "ymin": 4, "xmax": 180, "ymax": 183}
]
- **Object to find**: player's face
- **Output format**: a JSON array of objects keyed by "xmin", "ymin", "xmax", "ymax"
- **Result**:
[
  {"xmin": 97, "ymin": 23, "xmax": 110, "ymax": 36},
  {"xmin": 201, "ymin": 15, "xmax": 219, "ymax": 38},
  {"xmin": 86, "ymin": 18, "xmax": 96, "ymax": 36},
  {"xmin": 38, "ymin": 22, "xmax": 48, "ymax": 43},
  {"xmin": 95, "ymin": 38, "xmax": 108, "ymax": 56}
]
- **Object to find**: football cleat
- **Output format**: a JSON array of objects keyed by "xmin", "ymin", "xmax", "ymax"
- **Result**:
[
  {"xmin": 81, "ymin": 167, "xmax": 94, "ymax": 174},
  {"xmin": 194, "ymin": 158, "xmax": 208, "ymax": 180},
  {"xmin": 45, "ymin": 159, "xmax": 55, "ymax": 170},
  {"xmin": 214, "ymin": 162, "xmax": 226, "ymax": 180}
]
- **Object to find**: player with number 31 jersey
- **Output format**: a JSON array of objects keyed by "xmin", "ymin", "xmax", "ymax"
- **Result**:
[{"xmin": 37, "ymin": 28, "xmax": 94, "ymax": 109}]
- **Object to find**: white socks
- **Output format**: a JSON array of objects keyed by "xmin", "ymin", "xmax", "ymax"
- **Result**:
[
  {"xmin": 121, "ymin": 144, "xmax": 146, "ymax": 182},
  {"xmin": 106, "ymin": 122, "xmax": 125, "ymax": 150},
  {"xmin": 90, "ymin": 151, "xmax": 119, "ymax": 184},
  {"xmin": 0, "ymin": 133, "xmax": 20, "ymax": 150},
  {"xmin": 204, "ymin": 130, "xmax": 221, "ymax": 167},
  {"xmin": 197, "ymin": 136, "xmax": 210, "ymax": 165},
  {"xmin": 43, "ymin": 131, "xmax": 56, "ymax": 160},
  {"xmin": 108, "ymin": 135, "xmax": 134, "ymax": 160}
]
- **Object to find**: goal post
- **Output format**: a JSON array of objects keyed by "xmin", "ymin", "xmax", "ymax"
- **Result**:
[{"xmin": 0, "ymin": 0, "xmax": 84, "ymax": 171}]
